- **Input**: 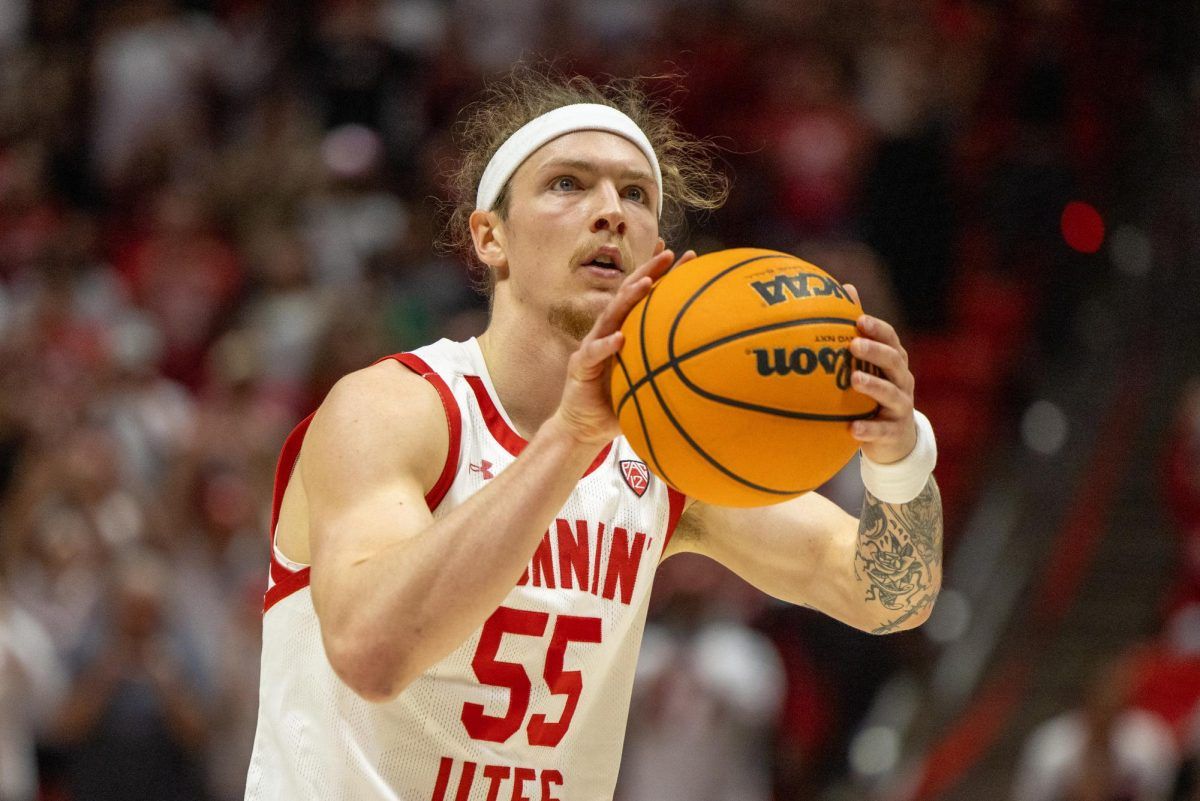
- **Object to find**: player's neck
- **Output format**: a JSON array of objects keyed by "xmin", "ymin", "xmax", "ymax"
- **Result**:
[{"xmin": 476, "ymin": 308, "xmax": 576, "ymax": 441}]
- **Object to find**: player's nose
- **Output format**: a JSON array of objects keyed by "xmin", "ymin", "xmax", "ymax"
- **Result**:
[{"xmin": 590, "ymin": 181, "xmax": 626, "ymax": 236}]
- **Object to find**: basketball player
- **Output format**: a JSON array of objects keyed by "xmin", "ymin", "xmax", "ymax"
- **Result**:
[{"xmin": 245, "ymin": 69, "xmax": 943, "ymax": 801}]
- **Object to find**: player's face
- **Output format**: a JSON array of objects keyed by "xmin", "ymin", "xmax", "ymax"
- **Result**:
[{"xmin": 491, "ymin": 131, "xmax": 665, "ymax": 339}]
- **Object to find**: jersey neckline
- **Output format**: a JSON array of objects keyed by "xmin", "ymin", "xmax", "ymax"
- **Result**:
[{"xmin": 463, "ymin": 337, "xmax": 613, "ymax": 476}]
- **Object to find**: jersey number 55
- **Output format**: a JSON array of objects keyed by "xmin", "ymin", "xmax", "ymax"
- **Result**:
[{"xmin": 461, "ymin": 606, "xmax": 602, "ymax": 747}]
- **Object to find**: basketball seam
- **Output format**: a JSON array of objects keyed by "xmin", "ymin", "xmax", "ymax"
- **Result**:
[
  {"xmin": 634, "ymin": 290, "xmax": 680, "ymax": 487},
  {"xmin": 616, "ymin": 316, "xmax": 870, "ymax": 420},
  {"xmin": 614, "ymin": 350, "xmax": 674, "ymax": 488},
  {"xmin": 633, "ymin": 254, "xmax": 817, "ymax": 497}
]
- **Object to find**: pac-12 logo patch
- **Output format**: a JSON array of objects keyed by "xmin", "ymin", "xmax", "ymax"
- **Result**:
[{"xmin": 620, "ymin": 460, "xmax": 649, "ymax": 497}]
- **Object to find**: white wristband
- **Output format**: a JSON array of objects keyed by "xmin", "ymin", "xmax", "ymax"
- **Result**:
[{"xmin": 859, "ymin": 410, "xmax": 937, "ymax": 504}]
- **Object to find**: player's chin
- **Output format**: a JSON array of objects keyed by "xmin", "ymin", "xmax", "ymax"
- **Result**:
[{"xmin": 548, "ymin": 298, "xmax": 603, "ymax": 341}]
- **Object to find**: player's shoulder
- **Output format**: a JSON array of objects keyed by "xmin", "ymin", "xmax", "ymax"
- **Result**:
[
  {"xmin": 306, "ymin": 356, "xmax": 450, "ymax": 468},
  {"xmin": 327, "ymin": 358, "xmax": 442, "ymax": 420}
]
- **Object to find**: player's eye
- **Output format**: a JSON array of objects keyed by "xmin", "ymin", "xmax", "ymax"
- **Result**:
[
  {"xmin": 624, "ymin": 186, "xmax": 646, "ymax": 203},
  {"xmin": 552, "ymin": 176, "xmax": 577, "ymax": 191}
]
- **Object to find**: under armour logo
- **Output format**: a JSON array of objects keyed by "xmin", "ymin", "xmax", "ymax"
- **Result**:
[{"xmin": 470, "ymin": 460, "xmax": 495, "ymax": 480}]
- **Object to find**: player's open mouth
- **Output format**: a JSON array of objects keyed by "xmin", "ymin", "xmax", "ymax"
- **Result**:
[{"xmin": 581, "ymin": 247, "xmax": 624, "ymax": 274}]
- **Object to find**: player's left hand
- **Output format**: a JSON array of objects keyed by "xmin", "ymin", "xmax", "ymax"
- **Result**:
[{"xmin": 843, "ymin": 284, "xmax": 917, "ymax": 465}]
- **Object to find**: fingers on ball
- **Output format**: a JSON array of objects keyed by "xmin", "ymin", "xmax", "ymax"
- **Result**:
[
  {"xmin": 852, "ymin": 338, "xmax": 913, "ymax": 391},
  {"xmin": 852, "ymin": 419, "xmax": 897, "ymax": 441},
  {"xmin": 857, "ymin": 314, "xmax": 904, "ymax": 352},
  {"xmin": 853, "ymin": 371, "xmax": 908, "ymax": 409}
]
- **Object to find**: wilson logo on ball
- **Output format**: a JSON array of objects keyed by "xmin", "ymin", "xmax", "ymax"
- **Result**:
[
  {"xmin": 749, "ymin": 272, "xmax": 853, "ymax": 306},
  {"xmin": 751, "ymin": 347, "xmax": 878, "ymax": 390}
]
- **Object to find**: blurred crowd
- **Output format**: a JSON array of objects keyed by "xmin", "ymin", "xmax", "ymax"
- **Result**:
[
  {"xmin": 1004, "ymin": 386, "xmax": 1200, "ymax": 801},
  {"xmin": 0, "ymin": 0, "xmax": 1186, "ymax": 799}
]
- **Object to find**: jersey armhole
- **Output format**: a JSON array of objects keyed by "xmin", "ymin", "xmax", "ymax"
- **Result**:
[
  {"xmin": 263, "ymin": 412, "xmax": 315, "ymax": 611},
  {"xmin": 377, "ymin": 352, "xmax": 463, "ymax": 513},
  {"xmin": 268, "ymin": 412, "xmax": 315, "ymax": 587}
]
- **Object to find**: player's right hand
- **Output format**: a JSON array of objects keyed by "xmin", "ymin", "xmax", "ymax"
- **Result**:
[{"xmin": 553, "ymin": 248, "xmax": 696, "ymax": 447}]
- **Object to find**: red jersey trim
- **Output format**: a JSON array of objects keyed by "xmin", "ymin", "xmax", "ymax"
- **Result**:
[
  {"xmin": 264, "ymin": 567, "xmax": 311, "ymax": 612},
  {"xmin": 463, "ymin": 374, "xmax": 612, "ymax": 476},
  {"xmin": 464, "ymin": 374, "xmax": 523, "ymax": 456},
  {"xmin": 377, "ymin": 352, "xmax": 462, "ymax": 512},
  {"xmin": 268, "ymin": 413, "xmax": 315, "ymax": 587},
  {"xmin": 664, "ymin": 487, "xmax": 687, "ymax": 550}
]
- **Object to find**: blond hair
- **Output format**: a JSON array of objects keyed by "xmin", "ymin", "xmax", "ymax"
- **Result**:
[{"xmin": 440, "ymin": 64, "xmax": 730, "ymax": 294}]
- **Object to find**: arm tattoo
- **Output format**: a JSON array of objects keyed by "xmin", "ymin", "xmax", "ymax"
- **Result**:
[{"xmin": 854, "ymin": 477, "xmax": 943, "ymax": 635}]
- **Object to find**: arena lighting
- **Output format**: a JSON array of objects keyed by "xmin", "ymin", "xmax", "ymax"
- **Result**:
[
  {"xmin": 850, "ymin": 725, "xmax": 901, "ymax": 778},
  {"xmin": 1109, "ymin": 224, "xmax": 1153, "ymax": 277},
  {"xmin": 923, "ymin": 588, "xmax": 971, "ymax": 644},
  {"xmin": 1061, "ymin": 201, "xmax": 1105, "ymax": 254},
  {"xmin": 1021, "ymin": 400, "xmax": 1069, "ymax": 456}
]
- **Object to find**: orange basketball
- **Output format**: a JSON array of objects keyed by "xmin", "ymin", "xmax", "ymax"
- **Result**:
[{"xmin": 611, "ymin": 248, "xmax": 880, "ymax": 507}]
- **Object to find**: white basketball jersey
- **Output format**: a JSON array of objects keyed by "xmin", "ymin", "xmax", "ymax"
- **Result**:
[{"xmin": 244, "ymin": 338, "xmax": 685, "ymax": 801}]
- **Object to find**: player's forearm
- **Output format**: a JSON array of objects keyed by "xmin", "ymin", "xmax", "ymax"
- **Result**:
[
  {"xmin": 320, "ymin": 414, "xmax": 603, "ymax": 701},
  {"xmin": 852, "ymin": 476, "xmax": 943, "ymax": 634}
]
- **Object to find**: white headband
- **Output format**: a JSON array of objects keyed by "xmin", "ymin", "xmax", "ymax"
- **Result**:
[{"xmin": 475, "ymin": 103, "xmax": 663, "ymax": 218}]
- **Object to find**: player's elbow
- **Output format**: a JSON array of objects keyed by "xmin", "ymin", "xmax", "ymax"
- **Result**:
[
  {"xmin": 886, "ymin": 598, "xmax": 936, "ymax": 634},
  {"xmin": 311, "ymin": 567, "xmax": 428, "ymax": 702},
  {"xmin": 868, "ymin": 587, "xmax": 940, "ymax": 635},
  {"xmin": 323, "ymin": 630, "xmax": 419, "ymax": 704}
]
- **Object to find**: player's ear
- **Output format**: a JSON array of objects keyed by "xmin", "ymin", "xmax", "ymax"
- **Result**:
[{"xmin": 469, "ymin": 210, "xmax": 509, "ymax": 277}]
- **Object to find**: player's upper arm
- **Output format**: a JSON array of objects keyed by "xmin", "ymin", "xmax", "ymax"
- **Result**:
[{"xmin": 299, "ymin": 361, "xmax": 449, "ymax": 622}]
